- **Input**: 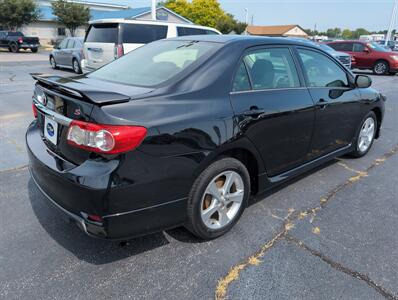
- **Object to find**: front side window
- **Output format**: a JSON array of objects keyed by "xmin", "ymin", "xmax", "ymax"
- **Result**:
[
  {"xmin": 90, "ymin": 40, "xmax": 221, "ymax": 87},
  {"xmin": 232, "ymin": 62, "xmax": 251, "ymax": 92},
  {"xmin": 122, "ymin": 24, "xmax": 168, "ymax": 44},
  {"xmin": 66, "ymin": 39, "xmax": 75, "ymax": 49},
  {"xmin": 177, "ymin": 27, "xmax": 206, "ymax": 36},
  {"xmin": 298, "ymin": 49, "xmax": 349, "ymax": 88},
  {"xmin": 353, "ymin": 43, "xmax": 365, "ymax": 52},
  {"xmin": 243, "ymin": 48, "xmax": 300, "ymax": 90},
  {"xmin": 58, "ymin": 39, "xmax": 68, "ymax": 49}
]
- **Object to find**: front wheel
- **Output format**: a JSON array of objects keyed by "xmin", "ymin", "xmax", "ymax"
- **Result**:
[
  {"xmin": 373, "ymin": 61, "xmax": 389, "ymax": 75},
  {"xmin": 72, "ymin": 58, "xmax": 82, "ymax": 74},
  {"xmin": 50, "ymin": 56, "xmax": 57, "ymax": 69},
  {"xmin": 10, "ymin": 43, "xmax": 19, "ymax": 53},
  {"xmin": 349, "ymin": 111, "xmax": 377, "ymax": 158},
  {"xmin": 186, "ymin": 157, "xmax": 250, "ymax": 240}
]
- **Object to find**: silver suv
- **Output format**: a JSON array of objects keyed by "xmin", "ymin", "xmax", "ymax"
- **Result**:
[{"xmin": 81, "ymin": 19, "xmax": 221, "ymax": 73}]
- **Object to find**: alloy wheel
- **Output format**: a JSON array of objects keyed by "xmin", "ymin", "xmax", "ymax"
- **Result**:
[
  {"xmin": 73, "ymin": 60, "xmax": 80, "ymax": 73},
  {"xmin": 50, "ymin": 57, "xmax": 56, "ymax": 69},
  {"xmin": 358, "ymin": 117, "xmax": 375, "ymax": 153},
  {"xmin": 374, "ymin": 62, "xmax": 387, "ymax": 75},
  {"xmin": 200, "ymin": 171, "xmax": 244, "ymax": 230}
]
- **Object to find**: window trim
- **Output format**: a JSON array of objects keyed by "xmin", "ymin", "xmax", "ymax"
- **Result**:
[
  {"xmin": 294, "ymin": 46, "xmax": 355, "ymax": 89},
  {"xmin": 230, "ymin": 44, "xmax": 305, "ymax": 94}
]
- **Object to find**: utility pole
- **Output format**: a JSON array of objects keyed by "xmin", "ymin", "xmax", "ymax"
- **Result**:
[
  {"xmin": 151, "ymin": 0, "xmax": 157, "ymax": 21},
  {"xmin": 385, "ymin": 0, "xmax": 398, "ymax": 45}
]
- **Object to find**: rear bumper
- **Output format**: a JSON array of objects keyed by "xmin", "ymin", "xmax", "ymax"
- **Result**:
[
  {"xmin": 20, "ymin": 43, "xmax": 40, "ymax": 48},
  {"xmin": 81, "ymin": 59, "xmax": 97, "ymax": 74},
  {"xmin": 26, "ymin": 121, "xmax": 188, "ymax": 240}
]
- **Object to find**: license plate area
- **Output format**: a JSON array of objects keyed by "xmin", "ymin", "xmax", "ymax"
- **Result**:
[{"xmin": 44, "ymin": 117, "xmax": 58, "ymax": 145}]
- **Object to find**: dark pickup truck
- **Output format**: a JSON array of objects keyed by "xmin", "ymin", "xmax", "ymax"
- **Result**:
[{"xmin": 0, "ymin": 31, "xmax": 40, "ymax": 53}]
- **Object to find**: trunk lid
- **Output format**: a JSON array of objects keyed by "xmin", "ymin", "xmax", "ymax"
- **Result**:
[
  {"xmin": 23, "ymin": 36, "xmax": 39, "ymax": 44},
  {"xmin": 32, "ymin": 74, "xmax": 153, "ymax": 165}
]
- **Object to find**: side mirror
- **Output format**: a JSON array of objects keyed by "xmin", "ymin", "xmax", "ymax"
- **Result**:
[
  {"xmin": 363, "ymin": 48, "xmax": 370, "ymax": 53},
  {"xmin": 54, "ymin": 45, "xmax": 60, "ymax": 50},
  {"xmin": 355, "ymin": 75, "xmax": 372, "ymax": 88}
]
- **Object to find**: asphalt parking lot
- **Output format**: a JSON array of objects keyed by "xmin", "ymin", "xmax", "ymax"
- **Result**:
[{"xmin": 1, "ymin": 52, "xmax": 397, "ymax": 300}]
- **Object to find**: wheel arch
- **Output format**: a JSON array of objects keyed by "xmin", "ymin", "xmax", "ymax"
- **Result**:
[
  {"xmin": 372, "ymin": 107, "xmax": 382, "ymax": 139},
  {"xmin": 194, "ymin": 139, "xmax": 266, "ymax": 195}
]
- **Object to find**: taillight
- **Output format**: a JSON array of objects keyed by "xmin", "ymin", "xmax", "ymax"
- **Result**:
[
  {"xmin": 67, "ymin": 120, "xmax": 147, "ymax": 154},
  {"xmin": 18, "ymin": 37, "xmax": 23, "ymax": 43},
  {"xmin": 114, "ymin": 43, "xmax": 124, "ymax": 59},
  {"xmin": 32, "ymin": 103, "xmax": 38, "ymax": 118}
]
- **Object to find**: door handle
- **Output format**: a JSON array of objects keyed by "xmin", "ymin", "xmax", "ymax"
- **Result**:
[
  {"xmin": 316, "ymin": 98, "xmax": 328, "ymax": 110},
  {"xmin": 243, "ymin": 106, "xmax": 266, "ymax": 118}
]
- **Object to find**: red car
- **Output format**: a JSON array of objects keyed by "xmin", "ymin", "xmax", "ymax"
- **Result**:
[{"xmin": 326, "ymin": 40, "xmax": 398, "ymax": 75}]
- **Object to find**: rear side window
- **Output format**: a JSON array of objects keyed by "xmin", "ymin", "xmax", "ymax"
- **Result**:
[
  {"xmin": 177, "ymin": 27, "xmax": 216, "ymax": 36},
  {"xmin": 232, "ymin": 62, "xmax": 251, "ymax": 92},
  {"xmin": 243, "ymin": 48, "xmax": 300, "ymax": 90},
  {"xmin": 329, "ymin": 43, "xmax": 353, "ymax": 52},
  {"xmin": 122, "ymin": 24, "xmax": 167, "ymax": 44},
  {"xmin": 298, "ymin": 49, "xmax": 349, "ymax": 88},
  {"xmin": 85, "ymin": 24, "xmax": 118, "ymax": 43},
  {"xmin": 67, "ymin": 39, "xmax": 75, "ymax": 49}
]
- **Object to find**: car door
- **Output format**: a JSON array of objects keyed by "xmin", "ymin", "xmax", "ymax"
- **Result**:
[
  {"xmin": 296, "ymin": 47, "xmax": 362, "ymax": 159},
  {"xmin": 352, "ymin": 42, "xmax": 373, "ymax": 68},
  {"xmin": 64, "ymin": 38, "xmax": 75, "ymax": 67},
  {"xmin": 230, "ymin": 46, "xmax": 316, "ymax": 177},
  {"xmin": 55, "ymin": 39, "xmax": 68, "ymax": 65}
]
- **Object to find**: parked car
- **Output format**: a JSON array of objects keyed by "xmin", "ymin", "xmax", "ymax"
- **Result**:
[
  {"xmin": 28, "ymin": 36, "xmax": 385, "ymax": 240},
  {"xmin": 326, "ymin": 40, "xmax": 398, "ymax": 75},
  {"xmin": 376, "ymin": 40, "xmax": 396, "ymax": 51},
  {"xmin": 81, "ymin": 19, "xmax": 221, "ymax": 73},
  {"xmin": 0, "ymin": 31, "xmax": 40, "ymax": 53},
  {"xmin": 49, "ymin": 37, "xmax": 84, "ymax": 74},
  {"xmin": 315, "ymin": 43, "xmax": 352, "ymax": 69}
]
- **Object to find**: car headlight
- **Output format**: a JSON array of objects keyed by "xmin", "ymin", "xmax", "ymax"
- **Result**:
[
  {"xmin": 391, "ymin": 55, "xmax": 398, "ymax": 61},
  {"xmin": 34, "ymin": 85, "xmax": 47, "ymax": 105}
]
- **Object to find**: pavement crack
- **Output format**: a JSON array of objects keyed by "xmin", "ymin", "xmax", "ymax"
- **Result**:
[
  {"xmin": 286, "ymin": 235, "xmax": 398, "ymax": 300},
  {"xmin": 214, "ymin": 143, "xmax": 398, "ymax": 300}
]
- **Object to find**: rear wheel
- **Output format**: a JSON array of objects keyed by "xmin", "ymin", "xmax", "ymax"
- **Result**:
[
  {"xmin": 373, "ymin": 60, "xmax": 389, "ymax": 75},
  {"xmin": 72, "ymin": 58, "xmax": 82, "ymax": 74},
  {"xmin": 10, "ymin": 43, "xmax": 19, "ymax": 53},
  {"xmin": 50, "ymin": 56, "xmax": 57, "ymax": 69},
  {"xmin": 31, "ymin": 47, "xmax": 38, "ymax": 53},
  {"xmin": 186, "ymin": 157, "xmax": 250, "ymax": 240},
  {"xmin": 350, "ymin": 111, "xmax": 377, "ymax": 158}
]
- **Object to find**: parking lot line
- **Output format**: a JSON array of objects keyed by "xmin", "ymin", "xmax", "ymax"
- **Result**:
[{"xmin": 0, "ymin": 112, "xmax": 30, "ymax": 121}]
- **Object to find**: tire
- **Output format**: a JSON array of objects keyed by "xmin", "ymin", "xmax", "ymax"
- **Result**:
[
  {"xmin": 349, "ymin": 111, "xmax": 377, "ymax": 158},
  {"xmin": 72, "ymin": 58, "xmax": 82, "ymax": 74},
  {"xmin": 10, "ymin": 43, "xmax": 19, "ymax": 53},
  {"xmin": 373, "ymin": 60, "xmax": 389, "ymax": 75},
  {"xmin": 186, "ymin": 157, "xmax": 250, "ymax": 240},
  {"xmin": 31, "ymin": 47, "xmax": 38, "ymax": 53},
  {"xmin": 49, "ymin": 56, "xmax": 57, "ymax": 69}
]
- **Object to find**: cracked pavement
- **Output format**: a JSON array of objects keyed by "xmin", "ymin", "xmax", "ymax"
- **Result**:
[{"xmin": 0, "ymin": 55, "xmax": 397, "ymax": 299}]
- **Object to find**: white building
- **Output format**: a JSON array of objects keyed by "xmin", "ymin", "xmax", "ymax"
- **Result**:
[{"xmin": 23, "ymin": 0, "xmax": 192, "ymax": 45}]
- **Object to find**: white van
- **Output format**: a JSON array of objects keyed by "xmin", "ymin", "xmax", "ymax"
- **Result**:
[{"xmin": 81, "ymin": 19, "xmax": 221, "ymax": 73}]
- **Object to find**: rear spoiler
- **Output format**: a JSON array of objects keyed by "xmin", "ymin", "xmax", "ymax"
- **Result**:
[{"xmin": 31, "ymin": 73, "xmax": 131, "ymax": 105}]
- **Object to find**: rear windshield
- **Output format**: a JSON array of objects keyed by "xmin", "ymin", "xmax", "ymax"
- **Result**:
[
  {"xmin": 122, "ymin": 24, "xmax": 168, "ymax": 44},
  {"xmin": 85, "ymin": 24, "xmax": 118, "ymax": 43},
  {"xmin": 89, "ymin": 40, "xmax": 220, "ymax": 87}
]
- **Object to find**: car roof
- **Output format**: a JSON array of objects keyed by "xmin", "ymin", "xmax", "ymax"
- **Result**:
[
  {"xmin": 167, "ymin": 35, "xmax": 320, "ymax": 48},
  {"xmin": 89, "ymin": 18, "xmax": 221, "ymax": 33}
]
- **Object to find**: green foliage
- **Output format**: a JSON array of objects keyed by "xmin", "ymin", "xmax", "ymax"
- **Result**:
[
  {"xmin": 0, "ymin": 0, "xmax": 39, "ymax": 30},
  {"xmin": 51, "ymin": 0, "xmax": 90, "ymax": 37},
  {"xmin": 341, "ymin": 29, "xmax": 353, "ymax": 39},
  {"xmin": 164, "ymin": 0, "xmax": 247, "ymax": 34}
]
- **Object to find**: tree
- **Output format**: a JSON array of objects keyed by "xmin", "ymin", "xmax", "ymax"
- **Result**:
[
  {"xmin": 0, "ymin": 0, "xmax": 39, "ymax": 31},
  {"xmin": 352, "ymin": 28, "xmax": 370, "ymax": 39},
  {"xmin": 164, "ymin": 0, "xmax": 246, "ymax": 34},
  {"xmin": 326, "ymin": 27, "xmax": 341, "ymax": 38},
  {"xmin": 341, "ymin": 29, "xmax": 353, "ymax": 40},
  {"xmin": 51, "ymin": 0, "xmax": 90, "ymax": 37}
]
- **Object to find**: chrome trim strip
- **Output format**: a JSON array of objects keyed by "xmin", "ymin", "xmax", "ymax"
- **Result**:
[
  {"xmin": 33, "ymin": 100, "xmax": 72, "ymax": 126},
  {"xmin": 103, "ymin": 197, "xmax": 188, "ymax": 219},
  {"xmin": 230, "ymin": 87, "xmax": 308, "ymax": 95}
]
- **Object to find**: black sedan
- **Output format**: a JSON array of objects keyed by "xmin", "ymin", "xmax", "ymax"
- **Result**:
[{"xmin": 27, "ymin": 35, "xmax": 385, "ymax": 240}]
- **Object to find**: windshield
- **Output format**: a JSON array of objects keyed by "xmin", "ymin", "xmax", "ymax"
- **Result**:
[
  {"xmin": 367, "ymin": 42, "xmax": 389, "ymax": 52},
  {"xmin": 89, "ymin": 40, "xmax": 221, "ymax": 87}
]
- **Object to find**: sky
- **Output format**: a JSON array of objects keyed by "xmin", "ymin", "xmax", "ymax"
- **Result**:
[{"xmin": 92, "ymin": 0, "xmax": 398, "ymax": 32}]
